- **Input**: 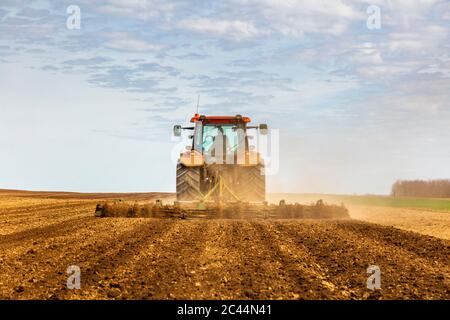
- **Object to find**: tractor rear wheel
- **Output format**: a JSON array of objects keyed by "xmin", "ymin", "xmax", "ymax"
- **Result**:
[
  {"xmin": 238, "ymin": 163, "xmax": 265, "ymax": 202},
  {"xmin": 176, "ymin": 163, "xmax": 202, "ymax": 201}
]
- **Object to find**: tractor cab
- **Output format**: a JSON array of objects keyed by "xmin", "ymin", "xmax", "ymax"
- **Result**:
[{"xmin": 174, "ymin": 114, "xmax": 267, "ymax": 164}]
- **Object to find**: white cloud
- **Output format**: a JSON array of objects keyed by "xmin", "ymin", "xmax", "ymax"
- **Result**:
[
  {"xmin": 178, "ymin": 18, "xmax": 266, "ymax": 41},
  {"xmin": 351, "ymin": 42, "xmax": 383, "ymax": 65},
  {"xmin": 362, "ymin": 76, "xmax": 450, "ymax": 116},
  {"xmin": 418, "ymin": 61, "xmax": 450, "ymax": 78},
  {"xmin": 356, "ymin": 60, "xmax": 423, "ymax": 78},
  {"xmin": 387, "ymin": 25, "xmax": 448, "ymax": 52},
  {"xmin": 365, "ymin": 0, "xmax": 441, "ymax": 21},
  {"xmin": 259, "ymin": 0, "xmax": 361, "ymax": 19},
  {"xmin": 102, "ymin": 32, "xmax": 164, "ymax": 52},
  {"xmin": 249, "ymin": 0, "xmax": 363, "ymax": 37},
  {"xmin": 94, "ymin": 0, "xmax": 179, "ymax": 21}
]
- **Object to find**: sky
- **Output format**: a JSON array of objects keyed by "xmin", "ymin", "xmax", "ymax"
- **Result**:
[{"xmin": 1, "ymin": 0, "xmax": 450, "ymax": 194}]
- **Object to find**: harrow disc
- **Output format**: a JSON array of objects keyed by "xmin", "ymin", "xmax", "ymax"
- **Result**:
[{"xmin": 95, "ymin": 199, "xmax": 350, "ymax": 219}]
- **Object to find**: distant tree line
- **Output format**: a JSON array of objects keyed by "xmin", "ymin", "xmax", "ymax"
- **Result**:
[{"xmin": 391, "ymin": 179, "xmax": 450, "ymax": 198}]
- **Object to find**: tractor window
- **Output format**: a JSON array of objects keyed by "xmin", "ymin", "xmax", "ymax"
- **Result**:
[
  {"xmin": 194, "ymin": 121, "xmax": 203, "ymax": 152},
  {"xmin": 202, "ymin": 124, "xmax": 245, "ymax": 153},
  {"xmin": 202, "ymin": 125, "xmax": 219, "ymax": 153}
]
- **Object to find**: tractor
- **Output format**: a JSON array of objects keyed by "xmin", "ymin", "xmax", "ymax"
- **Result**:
[{"xmin": 173, "ymin": 114, "xmax": 267, "ymax": 204}]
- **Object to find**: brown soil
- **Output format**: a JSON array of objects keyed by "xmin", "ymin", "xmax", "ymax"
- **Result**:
[
  {"xmin": 349, "ymin": 205, "xmax": 450, "ymax": 240},
  {"xmin": 0, "ymin": 190, "xmax": 449, "ymax": 300}
]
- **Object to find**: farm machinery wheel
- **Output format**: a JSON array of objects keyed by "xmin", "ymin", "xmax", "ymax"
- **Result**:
[
  {"xmin": 176, "ymin": 163, "xmax": 202, "ymax": 201},
  {"xmin": 237, "ymin": 163, "xmax": 265, "ymax": 202}
]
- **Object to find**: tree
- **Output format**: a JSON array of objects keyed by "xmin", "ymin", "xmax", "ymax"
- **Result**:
[{"xmin": 391, "ymin": 179, "xmax": 450, "ymax": 198}]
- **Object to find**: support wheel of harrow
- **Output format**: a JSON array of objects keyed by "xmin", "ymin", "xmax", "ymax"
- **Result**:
[{"xmin": 176, "ymin": 162, "xmax": 202, "ymax": 201}]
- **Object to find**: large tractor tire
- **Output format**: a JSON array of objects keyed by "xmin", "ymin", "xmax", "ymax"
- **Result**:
[
  {"xmin": 176, "ymin": 163, "xmax": 202, "ymax": 201},
  {"xmin": 238, "ymin": 163, "xmax": 265, "ymax": 202}
]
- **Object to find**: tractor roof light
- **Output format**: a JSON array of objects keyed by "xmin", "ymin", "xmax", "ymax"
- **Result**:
[{"xmin": 190, "ymin": 114, "xmax": 251, "ymax": 123}]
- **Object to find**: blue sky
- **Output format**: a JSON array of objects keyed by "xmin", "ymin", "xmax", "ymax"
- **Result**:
[{"xmin": 1, "ymin": 0, "xmax": 450, "ymax": 194}]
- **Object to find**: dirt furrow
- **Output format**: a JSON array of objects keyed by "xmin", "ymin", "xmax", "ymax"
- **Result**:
[
  {"xmin": 0, "ymin": 201, "xmax": 94, "ymax": 216},
  {"xmin": 252, "ymin": 221, "xmax": 350, "ymax": 299},
  {"xmin": 0, "ymin": 216, "xmax": 95, "ymax": 247},
  {"xmin": 98, "ymin": 219, "xmax": 211, "ymax": 299},
  {"xmin": 0, "ymin": 209, "xmax": 94, "ymax": 236},
  {"xmin": 275, "ymin": 221, "xmax": 450, "ymax": 299},
  {"xmin": 185, "ymin": 220, "xmax": 249, "ymax": 299},
  {"xmin": 0, "ymin": 219, "xmax": 172, "ymax": 299},
  {"xmin": 55, "ymin": 219, "xmax": 178, "ymax": 299},
  {"xmin": 335, "ymin": 220, "xmax": 450, "ymax": 263}
]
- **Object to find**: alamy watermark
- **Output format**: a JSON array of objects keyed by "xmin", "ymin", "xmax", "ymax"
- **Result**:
[
  {"xmin": 366, "ymin": 265, "xmax": 381, "ymax": 290},
  {"xmin": 66, "ymin": 265, "xmax": 81, "ymax": 290},
  {"xmin": 366, "ymin": 5, "xmax": 381, "ymax": 30},
  {"xmin": 66, "ymin": 5, "xmax": 81, "ymax": 30}
]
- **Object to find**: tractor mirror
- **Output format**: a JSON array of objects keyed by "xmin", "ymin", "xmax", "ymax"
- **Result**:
[
  {"xmin": 259, "ymin": 124, "xmax": 268, "ymax": 135},
  {"xmin": 173, "ymin": 125, "xmax": 182, "ymax": 137}
]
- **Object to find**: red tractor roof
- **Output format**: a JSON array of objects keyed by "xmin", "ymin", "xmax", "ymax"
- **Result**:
[{"xmin": 190, "ymin": 114, "xmax": 251, "ymax": 124}]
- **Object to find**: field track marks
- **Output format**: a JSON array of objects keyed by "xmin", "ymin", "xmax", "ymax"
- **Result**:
[
  {"xmin": 0, "ymin": 198, "xmax": 95, "ymax": 237},
  {"xmin": 276, "ymin": 221, "xmax": 450, "ymax": 299},
  {"xmin": 335, "ymin": 220, "xmax": 450, "ymax": 263},
  {"xmin": 0, "ymin": 207, "xmax": 94, "ymax": 236},
  {"xmin": 56, "ymin": 219, "xmax": 178, "ymax": 299},
  {"xmin": 185, "ymin": 220, "xmax": 256, "ymax": 299},
  {"xmin": 0, "ymin": 216, "xmax": 95, "ymax": 247},
  {"xmin": 252, "ymin": 221, "xmax": 349, "ymax": 299},
  {"xmin": 0, "ymin": 219, "xmax": 174, "ymax": 299},
  {"xmin": 0, "ymin": 201, "xmax": 93, "ymax": 217},
  {"xmin": 97, "ymin": 220, "xmax": 210, "ymax": 299}
]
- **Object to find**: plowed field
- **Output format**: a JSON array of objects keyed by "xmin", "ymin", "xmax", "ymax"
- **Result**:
[{"xmin": 0, "ymin": 190, "xmax": 449, "ymax": 300}]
